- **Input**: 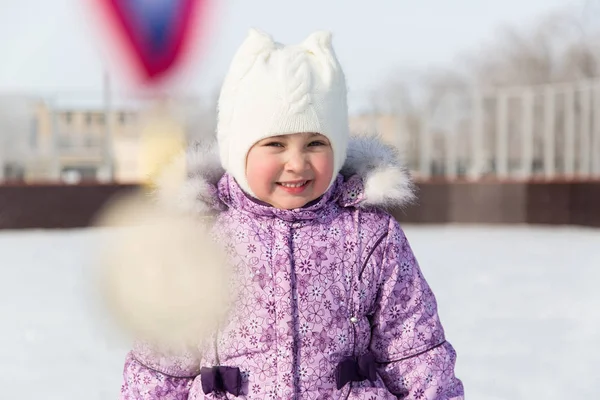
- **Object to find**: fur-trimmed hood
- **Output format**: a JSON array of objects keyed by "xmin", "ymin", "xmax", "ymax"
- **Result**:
[{"xmin": 154, "ymin": 134, "xmax": 416, "ymax": 216}]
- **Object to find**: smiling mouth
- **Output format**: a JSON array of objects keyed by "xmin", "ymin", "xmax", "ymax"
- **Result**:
[{"xmin": 277, "ymin": 180, "xmax": 310, "ymax": 188}]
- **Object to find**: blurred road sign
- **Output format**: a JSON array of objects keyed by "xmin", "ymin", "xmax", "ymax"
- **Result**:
[{"xmin": 94, "ymin": 0, "xmax": 207, "ymax": 82}]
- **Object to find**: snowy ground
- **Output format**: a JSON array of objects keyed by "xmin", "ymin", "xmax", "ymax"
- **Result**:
[{"xmin": 1, "ymin": 225, "xmax": 599, "ymax": 399}]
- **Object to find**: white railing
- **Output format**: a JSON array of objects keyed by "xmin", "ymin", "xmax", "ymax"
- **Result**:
[{"xmin": 413, "ymin": 79, "xmax": 600, "ymax": 181}]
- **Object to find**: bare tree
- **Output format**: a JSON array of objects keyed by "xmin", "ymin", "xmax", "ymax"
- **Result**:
[
  {"xmin": 470, "ymin": 8, "xmax": 600, "ymax": 86},
  {"xmin": 373, "ymin": 5, "xmax": 600, "ymax": 177},
  {"xmin": 380, "ymin": 5, "xmax": 600, "ymax": 104}
]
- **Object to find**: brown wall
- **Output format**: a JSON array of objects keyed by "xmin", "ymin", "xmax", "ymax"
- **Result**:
[
  {"xmin": 394, "ymin": 181, "xmax": 600, "ymax": 227},
  {"xmin": 0, "ymin": 182, "xmax": 598, "ymax": 229},
  {"xmin": 0, "ymin": 184, "xmax": 138, "ymax": 229}
]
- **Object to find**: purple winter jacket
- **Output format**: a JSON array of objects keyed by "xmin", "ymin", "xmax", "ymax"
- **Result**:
[{"xmin": 119, "ymin": 136, "xmax": 464, "ymax": 399}]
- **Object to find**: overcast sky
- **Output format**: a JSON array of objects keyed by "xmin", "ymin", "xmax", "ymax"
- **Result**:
[{"xmin": 0, "ymin": 0, "xmax": 589, "ymax": 109}]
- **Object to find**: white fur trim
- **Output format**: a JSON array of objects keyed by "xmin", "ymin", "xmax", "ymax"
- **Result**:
[
  {"xmin": 340, "ymin": 134, "xmax": 416, "ymax": 208},
  {"xmin": 153, "ymin": 140, "xmax": 224, "ymax": 216}
]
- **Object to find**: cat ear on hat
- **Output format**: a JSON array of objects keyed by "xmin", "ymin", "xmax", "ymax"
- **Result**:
[
  {"xmin": 302, "ymin": 30, "xmax": 332, "ymax": 51},
  {"xmin": 300, "ymin": 31, "xmax": 341, "ymax": 85},
  {"xmin": 225, "ymin": 28, "xmax": 276, "ymax": 82},
  {"xmin": 245, "ymin": 28, "xmax": 276, "ymax": 49}
]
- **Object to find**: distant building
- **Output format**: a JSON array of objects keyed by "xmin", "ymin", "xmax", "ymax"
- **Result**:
[
  {"xmin": 24, "ymin": 101, "xmax": 142, "ymax": 183},
  {"xmin": 0, "ymin": 96, "xmax": 191, "ymax": 184}
]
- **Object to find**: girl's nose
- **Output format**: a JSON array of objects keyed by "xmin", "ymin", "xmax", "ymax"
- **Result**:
[{"xmin": 285, "ymin": 150, "xmax": 309, "ymax": 172}]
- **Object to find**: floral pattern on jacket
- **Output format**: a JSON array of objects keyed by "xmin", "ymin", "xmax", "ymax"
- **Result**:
[{"xmin": 120, "ymin": 136, "xmax": 464, "ymax": 400}]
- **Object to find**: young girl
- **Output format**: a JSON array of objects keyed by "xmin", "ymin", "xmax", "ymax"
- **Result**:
[{"xmin": 120, "ymin": 29, "xmax": 464, "ymax": 399}]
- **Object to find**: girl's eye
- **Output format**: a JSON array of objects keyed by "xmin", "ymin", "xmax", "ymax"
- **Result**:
[
  {"xmin": 308, "ymin": 141, "xmax": 327, "ymax": 147},
  {"xmin": 264, "ymin": 142, "xmax": 284, "ymax": 147}
]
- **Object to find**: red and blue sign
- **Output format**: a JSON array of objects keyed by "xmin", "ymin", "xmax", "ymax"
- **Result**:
[{"xmin": 93, "ymin": 0, "xmax": 210, "ymax": 83}]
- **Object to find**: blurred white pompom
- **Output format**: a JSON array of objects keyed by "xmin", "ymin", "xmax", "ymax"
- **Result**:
[{"xmin": 93, "ymin": 191, "xmax": 230, "ymax": 350}]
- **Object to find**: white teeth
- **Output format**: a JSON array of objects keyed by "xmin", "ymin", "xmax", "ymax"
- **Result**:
[{"xmin": 280, "ymin": 181, "xmax": 307, "ymax": 188}]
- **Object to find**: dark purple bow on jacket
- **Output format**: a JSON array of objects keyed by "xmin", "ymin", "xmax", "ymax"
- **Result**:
[
  {"xmin": 200, "ymin": 366, "xmax": 242, "ymax": 396},
  {"xmin": 335, "ymin": 352, "xmax": 378, "ymax": 390}
]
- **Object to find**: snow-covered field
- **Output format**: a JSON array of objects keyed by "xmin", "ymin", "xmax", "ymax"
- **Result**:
[{"xmin": 1, "ymin": 225, "xmax": 598, "ymax": 399}]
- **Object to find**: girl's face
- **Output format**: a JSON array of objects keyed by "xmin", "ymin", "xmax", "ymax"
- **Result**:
[{"xmin": 245, "ymin": 132, "xmax": 334, "ymax": 210}]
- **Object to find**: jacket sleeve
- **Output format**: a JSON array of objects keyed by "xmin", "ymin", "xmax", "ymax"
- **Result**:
[
  {"xmin": 369, "ymin": 218, "xmax": 464, "ymax": 399},
  {"xmin": 119, "ymin": 341, "xmax": 200, "ymax": 400}
]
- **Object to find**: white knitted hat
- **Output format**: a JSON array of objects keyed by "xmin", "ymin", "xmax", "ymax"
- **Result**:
[{"xmin": 216, "ymin": 28, "xmax": 350, "ymax": 196}]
